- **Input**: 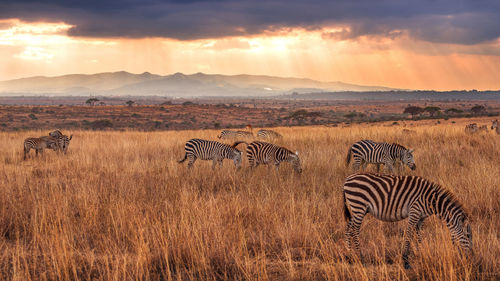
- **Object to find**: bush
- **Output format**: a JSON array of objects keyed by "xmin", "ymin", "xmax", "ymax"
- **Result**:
[{"xmin": 90, "ymin": 119, "xmax": 113, "ymax": 130}]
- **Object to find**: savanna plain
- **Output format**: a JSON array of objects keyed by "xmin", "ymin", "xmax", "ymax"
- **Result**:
[{"xmin": 0, "ymin": 118, "xmax": 499, "ymax": 280}]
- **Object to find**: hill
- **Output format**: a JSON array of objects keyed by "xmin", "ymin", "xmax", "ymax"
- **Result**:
[{"xmin": 0, "ymin": 71, "xmax": 396, "ymax": 97}]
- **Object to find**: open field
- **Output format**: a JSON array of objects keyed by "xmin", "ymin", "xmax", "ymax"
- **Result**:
[
  {"xmin": 0, "ymin": 99, "xmax": 498, "ymax": 131},
  {"xmin": 0, "ymin": 118, "xmax": 499, "ymax": 280}
]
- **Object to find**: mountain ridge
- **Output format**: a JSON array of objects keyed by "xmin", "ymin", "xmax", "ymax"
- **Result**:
[{"xmin": 0, "ymin": 71, "xmax": 397, "ymax": 97}]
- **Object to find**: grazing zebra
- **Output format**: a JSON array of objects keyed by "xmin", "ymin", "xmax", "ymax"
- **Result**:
[
  {"xmin": 465, "ymin": 123, "xmax": 478, "ymax": 133},
  {"xmin": 256, "ymin": 129, "xmax": 282, "ymax": 139},
  {"xmin": 217, "ymin": 129, "xmax": 253, "ymax": 139},
  {"xmin": 342, "ymin": 173, "xmax": 472, "ymax": 269},
  {"xmin": 492, "ymin": 120, "xmax": 499, "ymax": 134},
  {"xmin": 346, "ymin": 140, "xmax": 416, "ymax": 173},
  {"xmin": 178, "ymin": 139, "xmax": 245, "ymax": 169},
  {"xmin": 246, "ymin": 141, "xmax": 302, "ymax": 173},
  {"xmin": 23, "ymin": 137, "xmax": 58, "ymax": 160}
]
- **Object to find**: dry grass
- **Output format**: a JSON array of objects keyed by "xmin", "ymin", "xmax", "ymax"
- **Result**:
[{"xmin": 0, "ymin": 118, "xmax": 499, "ymax": 280}]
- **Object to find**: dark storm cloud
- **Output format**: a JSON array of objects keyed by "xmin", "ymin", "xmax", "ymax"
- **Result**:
[{"xmin": 1, "ymin": 0, "xmax": 500, "ymax": 44}]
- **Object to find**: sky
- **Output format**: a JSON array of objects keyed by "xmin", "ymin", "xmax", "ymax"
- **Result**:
[{"xmin": 1, "ymin": 0, "xmax": 500, "ymax": 90}]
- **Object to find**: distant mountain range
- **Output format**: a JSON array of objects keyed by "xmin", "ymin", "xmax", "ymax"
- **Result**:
[{"xmin": 0, "ymin": 71, "xmax": 397, "ymax": 97}]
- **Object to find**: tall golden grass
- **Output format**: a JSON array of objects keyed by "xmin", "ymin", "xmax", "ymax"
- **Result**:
[{"xmin": 0, "ymin": 119, "xmax": 498, "ymax": 280}]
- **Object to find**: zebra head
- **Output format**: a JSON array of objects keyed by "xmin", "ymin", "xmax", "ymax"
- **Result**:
[
  {"xmin": 402, "ymin": 149, "xmax": 416, "ymax": 170},
  {"xmin": 452, "ymin": 216, "xmax": 473, "ymax": 255},
  {"xmin": 291, "ymin": 151, "xmax": 302, "ymax": 174},
  {"xmin": 231, "ymin": 150, "xmax": 243, "ymax": 169}
]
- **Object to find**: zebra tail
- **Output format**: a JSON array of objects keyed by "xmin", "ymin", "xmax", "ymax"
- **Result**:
[
  {"xmin": 345, "ymin": 146, "xmax": 352, "ymax": 166},
  {"xmin": 178, "ymin": 153, "xmax": 187, "ymax": 163},
  {"xmin": 343, "ymin": 192, "xmax": 351, "ymax": 222}
]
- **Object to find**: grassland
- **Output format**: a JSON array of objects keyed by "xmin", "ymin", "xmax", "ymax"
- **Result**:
[{"xmin": 0, "ymin": 117, "xmax": 498, "ymax": 280}]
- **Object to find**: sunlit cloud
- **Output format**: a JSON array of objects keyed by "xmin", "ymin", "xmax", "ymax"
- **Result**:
[{"xmin": 14, "ymin": 46, "xmax": 54, "ymax": 61}]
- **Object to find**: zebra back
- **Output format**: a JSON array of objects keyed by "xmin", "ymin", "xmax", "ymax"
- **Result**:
[
  {"xmin": 246, "ymin": 141, "xmax": 301, "ymax": 173},
  {"xmin": 49, "ymin": 130, "xmax": 63, "ymax": 138},
  {"xmin": 218, "ymin": 130, "xmax": 253, "ymax": 139},
  {"xmin": 257, "ymin": 129, "xmax": 282, "ymax": 139},
  {"xmin": 179, "ymin": 138, "xmax": 243, "ymax": 167}
]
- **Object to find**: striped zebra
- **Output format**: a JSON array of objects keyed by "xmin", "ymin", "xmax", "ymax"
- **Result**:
[
  {"xmin": 256, "ymin": 129, "xmax": 282, "ymax": 139},
  {"xmin": 465, "ymin": 123, "xmax": 478, "ymax": 133},
  {"xmin": 23, "ymin": 137, "xmax": 58, "ymax": 160},
  {"xmin": 346, "ymin": 140, "xmax": 416, "ymax": 173},
  {"xmin": 246, "ymin": 141, "xmax": 302, "ymax": 173},
  {"xmin": 342, "ymin": 173, "xmax": 472, "ymax": 269},
  {"xmin": 47, "ymin": 130, "xmax": 73, "ymax": 153},
  {"xmin": 217, "ymin": 130, "xmax": 253, "ymax": 139},
  {"xmin": 178, "ymin": 139, "xmax": 245, "ymax": 169},
  {"xmin": 492, "ymin": 119, "xmax": 499, "ymax": 134}
]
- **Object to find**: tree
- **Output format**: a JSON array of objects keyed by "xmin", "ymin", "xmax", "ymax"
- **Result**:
[
  {"xmin": 126, "ymin": 100, "xmax": 135, "ymax": 107},
  {"xmin": 85, "ymin": 98, "xmax": 99, "ymax": 106},
  {"xmin": 403, "ymin": 106, "xmax": 423, "ymax": 118},
  {"xmin": 470, "ymin": 105, "xmax": 486, "ymax": 115},
  {"xmin": 445, "ymin": 108, "xmax": 463, "ymax": 114},
  {"xmin": 423, "ymin": 106, "xmax": 441, "ymax": 117}
]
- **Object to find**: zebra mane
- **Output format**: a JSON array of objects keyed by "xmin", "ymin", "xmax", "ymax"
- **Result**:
[
  {"xmin": 393, "ymin": 143, "xmax": 409, "ymax": 151},
  {"xmin": 432, "ymin": 183, "xmax": 468, "ymax": 219}
]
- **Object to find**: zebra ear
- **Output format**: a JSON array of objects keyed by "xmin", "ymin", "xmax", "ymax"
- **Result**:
[
  {"xmin": 408, "ymin": 149, "xmax": 414, "ymax": 153},
  {"xmin": 69, "ymin": 135, "xmax": 73, "ymax": 140},
  {"xmin": 295, "ymin": 151, "xmax": 299, "ymax": 156}
]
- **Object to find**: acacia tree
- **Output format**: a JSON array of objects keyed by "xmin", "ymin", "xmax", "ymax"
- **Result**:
[
  {"xmin": 424, "ymin": 106, "xmax": 441, "ymax": 117},
  {"xmin": 403, "ymin": 106, "xmax": 424, "ymax": 118},
  {"xmin": 85, "ymin": 98, "xmax": 99, "ymax": 106},
  {"xmin": 126, "ymin": 100, "xmax": 135, "ymax": 107}
]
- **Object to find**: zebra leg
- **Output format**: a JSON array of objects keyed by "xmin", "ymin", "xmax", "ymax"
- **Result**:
[
  {"xmin": 402, "ymin": 209, "xmax": 422, "ymax": 269},
  {"xmin": 218, "ymin": 159, "xmax": 223, "ymax": 167},
  {"xmin": 376, "ymin": 164, "xmax": 381, "ymax": 173},
  {"xmin": 345, "ymin": 208, "xmax": 367, "ymax": 262},
  {"xmin": 212, "ymin": 159, "xmax": 217, "ymax": 169},
  {"xmin": 187, "ymin": 155, "xmax": 196, "ymax": 168},
  {"xmin": 274, "ymin": 162, "xmax": 280, "ymax": 171},
  {"xmin": 415, "ymin": 218, "xmax": 426, "ymax": 244}
]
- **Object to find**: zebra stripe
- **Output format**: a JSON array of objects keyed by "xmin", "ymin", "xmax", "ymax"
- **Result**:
[
  {"xmin": 23, "ymin": 137, "xmax": 58, "ymax": 160},
  {"xmin": 178, "ymin": 139, "xmax": 244, "ymax": 169},
  {"xmin": 256, "ymin": 129, "xmax": 282, "ymax": 139},
  {"xmin": 346, "ymin": 140, "xmax": 416, "ymax": 173},
  {"xmin": 246, "ymin": 141, "xmax": 302, "ymax": 173},
  {"xmin": 465, "ymin": 123, "xmax": 478, "ymax": 133},
  {"xmin": 342, "ymin": 173, "xmax": 472, "ymax": 269},
  {"xmin": 217, "ymin": 130, "xmax": 253, "ymax": 139}
]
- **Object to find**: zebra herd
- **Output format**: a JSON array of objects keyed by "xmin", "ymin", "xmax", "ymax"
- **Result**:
[
  {"xmin": 465, "ymin": 119, "xmax": 499, "ymax": 134},
  {"xmin": 20, "ymin": 124, "xmax": 478, "ymax": 269},
  {"xmin": 180, "ymin": 126, "xmax": 474, "ymax": 269},
  {"xmin": 179, "ymin": 128, "xmax": 299, "ymax": 173},
  {"xmin": 23, "ymin": 129, "xmax": 72, "ymax": 160}
]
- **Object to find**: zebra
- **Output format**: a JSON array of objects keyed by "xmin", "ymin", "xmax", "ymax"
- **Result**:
[
  {"xmin": 47, "ymin": 130, "xmax": 73, "ymax": 153},
  {"xmin": 178, "ymin": 139, "xmax": 245, "ymax": 169},
  {"xmin": 342, "ymin": 173, "xmax": 473, "ymax": 269},
  {"xmin": 465, "ymin": 123, "xmax": 478, "ymax": 134},
  {"xmin": 49, "ymin": 129, "xmax": 63, "ymax": 138},
  {"xmin": 256, "ymin": 129, "xmax": 282, "ymax": 139},
  {"xmin": 346, "ymin": 140, "xmax": 416, "ymax": 173},
  {"xmin": 217, "ymin": 130, "xmax": 253, "ymax": 139},
  {"xmin": 23, "ymin": 137, "xmax": 58, "ymax": 160},
  {"xmin": 492, "ymin": 120, "xmax": 499, "ymax": 134},
  {"xmin": 246, "ymin": 141, "xmax": 302, "ymax": 173}
]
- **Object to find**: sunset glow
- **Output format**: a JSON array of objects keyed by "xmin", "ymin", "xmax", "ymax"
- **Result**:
[{"xmin": 1, "ymin": 15, "xmax": 500, "ymax": 90}]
